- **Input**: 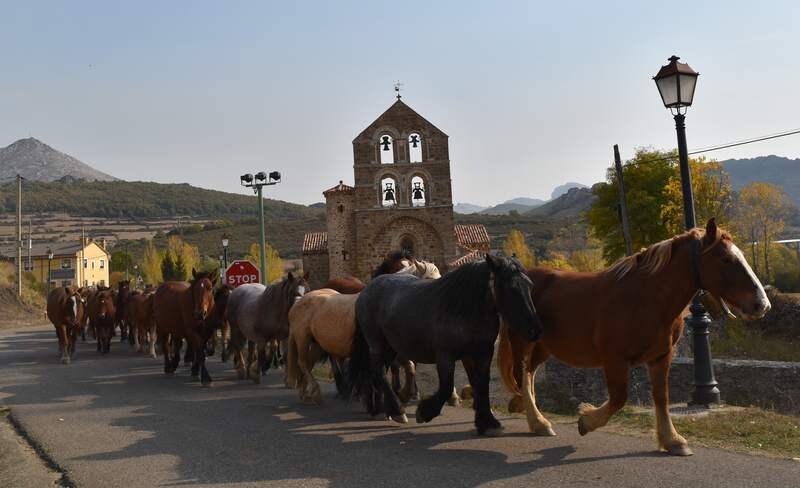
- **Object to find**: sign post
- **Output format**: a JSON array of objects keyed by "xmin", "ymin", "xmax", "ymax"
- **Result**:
[{"xmin": 224, "ymin": 260, "xmax": 261, "ymax": 288}]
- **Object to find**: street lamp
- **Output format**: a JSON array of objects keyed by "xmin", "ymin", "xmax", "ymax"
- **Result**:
[
  {"xmin": 240, "ymin": 171, "xmax": 281, "ymax": 285},
  {"xmin": 221, "ymin": 233, "xmax": 230, "ymax": 271},
  {"xmin": 653, "ymin": 55, "xmax": 719, "ymax": 407},
  {"xmin": 46, "ymin": 247, "xmax": 53, "ymax": 295}
]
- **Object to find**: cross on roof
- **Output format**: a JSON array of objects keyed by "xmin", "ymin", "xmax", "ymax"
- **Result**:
[{"xmin": 394, "ymin": 80, "xmax": 403, "ymax": 100}]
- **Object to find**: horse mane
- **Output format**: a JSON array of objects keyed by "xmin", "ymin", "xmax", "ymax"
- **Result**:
[
  {"xmin": 608, "ymin": 226, "xmax": 730, "ymax": 281},
  {"xmin": 424, "ymin": 261, "xmax": 491, "ymax": 320},
  {"xmin": 372, "ymin": 250, "xmax": 414, "ymax": 278}
]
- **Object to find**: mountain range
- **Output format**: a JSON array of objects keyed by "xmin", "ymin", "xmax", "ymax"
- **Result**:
[
  {"xmin": 0, "ymin": 138, "xmax": 117, "ymax": 182},
  {"xmin": 721, "ymin": 155, "xmax": 800, "ymax": 206}
]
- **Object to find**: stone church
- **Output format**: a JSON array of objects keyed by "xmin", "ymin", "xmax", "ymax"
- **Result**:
[{"xmin": 302, "ymin": 99, "xmax": 489, "ymax": 288}]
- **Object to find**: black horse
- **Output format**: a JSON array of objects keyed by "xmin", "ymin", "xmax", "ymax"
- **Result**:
[{"xmin": 347, "ymin": 254, "xmax": 542, "ymax": 435}]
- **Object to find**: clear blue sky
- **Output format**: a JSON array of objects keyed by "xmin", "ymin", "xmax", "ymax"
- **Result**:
[{"xmin": 2, "ymin": 1, "xmax": 799, "ymax": 205}]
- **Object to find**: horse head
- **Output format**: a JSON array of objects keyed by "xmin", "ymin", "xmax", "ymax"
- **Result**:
[
  {"xmin": 190, "ymin": 268, "xmax": 218, "ymax": 321},
  {"xmin": 286, "ymin": 271, "xmax": 310, "ymax": 304},
  {"xmin": 373, "ymin": 250, "xmax": 416, "ymax": 277},
  {"xmin": 66, "ymin": 290, "xmax": 85, "ymax": 327},
  {"xmin": 697, "ymin": 219, "xmax": 771, "ymax": 320},
  {"xmin": 486, "ymin": 254, "xmax": 542, "ymax": 342}
]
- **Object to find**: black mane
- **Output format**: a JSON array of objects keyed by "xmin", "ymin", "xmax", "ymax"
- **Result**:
[{"xmin": 421, "ymin": 260, "xmax": 492, "ymax": 320}]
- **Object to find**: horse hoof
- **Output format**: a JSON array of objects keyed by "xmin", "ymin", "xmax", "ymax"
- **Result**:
[
  {"xmin": 415, "ymin": 408, "xmax": 427, "ymax": 424},
  {"xmin": 201, "ymin": 381, "xmax": 212, "ymax": 388},
  {"xmin": 577, "ymin": 417, "xmax": 589, "ymax": 436},
  {"xmin": 532, "ymin": 426, "xmax": 557, "ymax": 436},
  {"xmin": 61, "ymin": 357, "xmax": 70, "ymax": 365},
  {"xmin": 666, "ymin": 444, "xmax": 693, "ymax": 456},
  {"xmin": 460, "ymin": 385, "xmax": 473, "ymax": 400},
  {"xmin": 252, "ymin": 376, "xmax": 261, "ymax": 385},
  {"xmin": 481, "ymin": 426, "xmax": 504, "ymax": 437},
  {"xmin": 447, "ymin": 397, "xmax": 462, "ymax": 407},
  {"xmin": 391, "ymin": 414, "xmax": 408, "ymax": 424}
]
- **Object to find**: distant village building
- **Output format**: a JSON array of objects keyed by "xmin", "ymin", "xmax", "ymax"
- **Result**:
[
  {"xmin": 0, "ymin": 238, "xmax": 110, "ymax": 288},
  {"xmin": 302, "ymin": 99, "xmax": 489, "ymax": 288}
]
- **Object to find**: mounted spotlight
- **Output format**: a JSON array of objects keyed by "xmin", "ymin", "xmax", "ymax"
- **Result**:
[
  {"xmin": 255, "ymin": 172, "xmax": 267, "ymax": 182},
  {"xmin": 237, "ymin": 167, "xmax": 282, "ymax": 286},
  {"xmin": 240, "ymin": 174, "xmax": 253, "ymax": 185},
  {"xmin": 268, "ymin": 171, "xmax": 281, "ymax": 182}
]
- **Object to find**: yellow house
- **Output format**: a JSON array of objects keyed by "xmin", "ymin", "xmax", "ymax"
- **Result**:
[{"xmin": 0, "ymin": 239, "xmax": 111, "ymax": 288}]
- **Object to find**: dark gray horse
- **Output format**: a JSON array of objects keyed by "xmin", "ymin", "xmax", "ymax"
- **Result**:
[
  {"xmin": 226, "ymin": 272, "xmax": 309, "ymax": 383},
  {"xmin": 347, "ymin": 254, "xmax": 542, "ymax": 435}
]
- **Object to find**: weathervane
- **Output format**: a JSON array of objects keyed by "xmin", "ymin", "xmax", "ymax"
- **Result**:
[{"xmin": 394, "ymin": 80, "xmax": 403, "ymax": 100}]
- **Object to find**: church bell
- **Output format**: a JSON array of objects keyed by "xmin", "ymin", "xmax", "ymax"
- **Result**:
[
  {"xmin": 383, "ymin": 182, "xmax": 395, "ymax": 202},
  {"xmin": 410, "ymin": 134, "xmax": 420, "ymax": 148},
  {"xmin": 412, "ymin": 182, "xmax": 424, "ymax": 201},
  {"xmin": 381, "ymin": 136, "xmax": 391, "ymax": 151}
]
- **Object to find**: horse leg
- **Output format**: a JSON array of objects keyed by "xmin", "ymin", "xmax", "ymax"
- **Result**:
[
  {"xmin": 518, "ymin": 345, "xmax": 555, "ymax": 436},
  {"xmin": 578, "ymin": 361, "xmax": 629, "ymax": 435},
  {"xmin": 220, "ymin": 323, "xmax": 230, "ymax": 363},
  {"xmin": 415, "ymin": 356, "xmax": 455, "ymax": 425},
  {"xmin": 56, "ymin": 324, "xmax": 70, "ymax": 364},
  {"xmin": 648, "ymin": 354, "xmax": 691, "ymax": 456},
  {"xmin": 68, "ymin": 326, "xmax": 78, "ymax": 360},
  {"xmin": 189, "ymin": 332, "xmax": 212, "ymax": 386},
  {"xmin": 148, "ymin": 322, "xmax": 157, "ymax": 358},
  {"xmin": 184, "ymin": 339, "xmax": 193, "ymax": 365},
  {"xmin": 390, "ymin": 361, "xmax": 402, "ymax": 396},
  {"xmin": 396, "ymin": 359, "xmax": 415, "ymax": 404},
  {"xmin": 161, "ymin": 333, "xmax": 173, "ymax": 374},
  {"xmin": 169, "ymin": 336, "xmax": 182, "ymax": 372},
  {"xmin": 295, "ymin": 335, "xmax": 321, "ymax": 403},
  {"xmin": 246, "ymin": 340, "xmax": 256, "ymax": 379},
  {"xmin": 462, "ymin": 354, "xmax": 502, "ymax": 436},
  {"xmin": 372, "ymin": 351, "xmax": 406, "ymax": 423},
  {"xmin": 329, "ymin": 356, "xmax": 346, "ymax": 398},
  {"xmin": 249, "ymin": 342, "xmax": 263, "ymax": 384}
]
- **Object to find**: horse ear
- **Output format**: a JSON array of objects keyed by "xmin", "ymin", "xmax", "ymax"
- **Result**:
[
  {"xmin": 703, "ymin": 218, "xmax": 718, "ymax": 245},
  {"xmin": 191, "ymin": 268, "xmax": 197, "ymax": 279},
  {"xmin": 287, "ymin": 271, "xmax": 294, "ymax": 281},
  {"xmin": 485, "ymin": 253, "xmax": 501, "ymax": 270}
]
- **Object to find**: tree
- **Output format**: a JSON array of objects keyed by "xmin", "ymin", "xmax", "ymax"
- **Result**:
[
  {"xmin": 538, "ymin": 251, "xmax": 574, "ymax": 271},
  {"xmin": 661, "ymin": 157, "xmax": 733, "ymax": 235},
  {"xmin": 587, "ymin": 149, "xmax": 676, "ymax": 262},
  {"xmin": 141, "ymin": 240, "xmax": 162, "ymax": 284},
  {"xmin": 110, "ymin": 249, "xmax": 133, "ymax": 274},
  {"xmin": 734, "ymin": 182, "xmax": 794, "ymax": 282},
  {"xmin": 245, "ymin": 243, "xmax": 284, "ymax": 284},
  {"xmin": 167, "ymin": 236, "xmax": 199, "ymax": 274},
  {"xmin": 173, "ymin": 253, "xmax": 187, "ymax": 281},
  {"xmin": 502, "ymin": 229, "xmax": 535, "ymax": 267},
  {"xmin": 161, "ymin": 252, "xmax": 177, "ymax": 281}
]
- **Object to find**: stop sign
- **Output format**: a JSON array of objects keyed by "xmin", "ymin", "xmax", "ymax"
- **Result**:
[{"xmin": 224, "ymin": 260, "xmax": 261, "ymax": 288}]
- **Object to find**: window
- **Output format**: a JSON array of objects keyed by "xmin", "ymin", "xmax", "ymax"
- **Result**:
[
  {"xmin": 60, "ymin": 259, "xmax": 71, "ymax": 269},
  {"xmin": 380, "ymin": 177, "xmax": 398, "ymax": 207},
  {"xmin": 61, "ymin": 280, "xmax": 72, "ymax": 287},
  {"xmin": 379, "ymin": 135, "xmax": 394, "ymax": 164},
  {"xmin": 100, "ymin": 259, "xmax": 105, "ymax": 269},
  {"xmin": 84, "ymin": 280, "xmax": 88, "ymax": 287},
  {"xmin": 409, "ymin": 133, "xmax": 422, "ymax": 163},
  {"xmin": 91, "ymin": 261, "xmax": 95, "ymax": 269},
  {"xmin": 98, "ymin": 280, "xmax": 105, "ymax": 287},
  {"xmin": 23, "ymin": 261, "xmax": 34, "ymax": 271},
  {"xmin": 400, "ymin": 236, "xmax": 415, "ymax": 255},
  {"xmin": 411, "ymin": 175, "xmax": 427, "ymax": 207},
  {"xmin": 83, "ymin": 259, "xmax": 88, "ymax": 268}
]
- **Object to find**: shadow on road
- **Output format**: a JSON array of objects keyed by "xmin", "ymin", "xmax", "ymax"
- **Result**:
[{"xmin": 0, "ymin": 329, "xmax": 666, "ymax": 487}]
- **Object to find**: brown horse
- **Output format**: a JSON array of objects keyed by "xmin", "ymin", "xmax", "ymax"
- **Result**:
[
  {"xmin": 323, "ymin": 277, "xmax": 365, "ymax": 295},
  {"xmin": 115, "ymin": 280, "xmax": 133, "ymax": 345},
  {"xmin": 497, "ymin": 219, "xmax": 770, "ymax": 455},
  {"xmin": 127, "ymin": 290, "xmax": 157, "ymax": 358},
  {"xmin": 90, "ymin": 289, "xmax": 116, "ymax": 354},
  {"xmin": 46, "ymin": 286, "xmax": 86, "ymax": 364},
  {"xmin": 154, "ymin": 269, "xmax": 218, "ymax": 385}
]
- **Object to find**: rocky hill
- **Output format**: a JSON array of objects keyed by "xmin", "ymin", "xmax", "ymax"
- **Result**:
[
  {"xmin": 0, "ymin": 138, "xmax": 117, "ymax": 182},
  {"xmin": 527, "ymin": 186, "xmax": 597, "ymax": 219},
  {"xmin": 722, "ymin": 155, "xmax": 800, "ymax": 206}
]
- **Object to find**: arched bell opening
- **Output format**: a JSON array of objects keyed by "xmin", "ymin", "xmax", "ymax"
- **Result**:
[
  {"xmin": 380, "ymin": 176, "xmax": 398, "ymax": 207},
  {"xmin": 411, "ymin": 175, "xmax": 427, "ymax": 207},
  {"xmin": 399, "ymin": 235, "xmax": 416, "ymax": 256},
  {"xmin": 379, "ymin": 135, "xmax": 395, "ymax": 164},
  {"xmin": 408, "ymin": 133, "xmax": 423, "ymax": 163}
]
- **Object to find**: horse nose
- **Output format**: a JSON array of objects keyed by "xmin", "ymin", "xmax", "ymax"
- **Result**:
[{"xmin": 756, "ymin": 299, "xmax": 771, "ymax": 316}]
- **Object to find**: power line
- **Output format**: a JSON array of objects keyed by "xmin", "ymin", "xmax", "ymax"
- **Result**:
[{"xmin": 624, "ymin": 126, "xmax": 800, "ymax": 167}]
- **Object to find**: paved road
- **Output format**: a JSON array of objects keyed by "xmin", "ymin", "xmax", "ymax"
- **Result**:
[{"xmin": 0, "ymin": 326, "xmax": 797, "ymax": 488}]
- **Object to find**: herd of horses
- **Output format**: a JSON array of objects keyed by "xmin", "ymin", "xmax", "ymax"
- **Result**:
[{"xmin": 45, "ymin": 219, "xmax": 771, "ymax": 456}]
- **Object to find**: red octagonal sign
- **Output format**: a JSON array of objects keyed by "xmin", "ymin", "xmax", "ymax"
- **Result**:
[{"xmin": 224, "ymin": 260, "xmax": 261, "ymax": 288}]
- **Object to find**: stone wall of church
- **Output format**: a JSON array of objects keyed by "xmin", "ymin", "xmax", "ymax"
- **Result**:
[
  {"xmin": 302, "ymin": 252, "xmax": 329, "ymax": 289},
  {"xmin": 325, "ymin": 191, "xmax": 355, "ymax": 279},
  {"xmin": 352, "ymin": 207, "xmax": 456, "ymax": 280}
]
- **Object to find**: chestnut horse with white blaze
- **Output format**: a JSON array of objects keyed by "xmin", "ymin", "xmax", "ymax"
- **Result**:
[
  {"xmin": 497, "ymin": 219, "xmax": 770, "ymax": 455},
  {"xmin": 154, "ymin": 269, "xmax": 218, "ymax": 385},
  {"xmin": 47, "ymin": 286, "xmax": 86, "ymax": 364}
]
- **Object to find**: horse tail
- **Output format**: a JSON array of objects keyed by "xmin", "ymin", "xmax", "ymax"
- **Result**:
[
  {"xmin": 345, "ymin": 317, "xmax": 382, "ymax": 415},
  {"xmin": 498, "ymin": 322, "xmax": 522, "ymax": 396}
]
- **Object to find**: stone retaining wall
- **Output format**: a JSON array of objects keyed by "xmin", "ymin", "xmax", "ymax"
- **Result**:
[{"xmin": 415, "ymin": 357, "xmax": 800, "ymax": 415}]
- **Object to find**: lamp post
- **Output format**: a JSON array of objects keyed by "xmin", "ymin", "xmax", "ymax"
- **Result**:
[
  {"xmin": 653, "ymin": 55, "xmax": 719, "ymax": 407},
  {"xmin": 240, "ymin": 171, "xmax": 281, "ymax": 285},
  {"xmin": 221, "ymin": 233, "xmax": 230, "ymax": 271},
  {"xmin": 46, "ymin": 247, "xmax": 53, "ymax": 295}
]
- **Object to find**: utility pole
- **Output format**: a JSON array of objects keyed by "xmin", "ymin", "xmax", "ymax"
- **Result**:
[
  {"xmin": 613, "ymin": 145, "xmax": 633, "ymax": 256},
  {"xmin": 16, "ymin": 175, "xmax": 23, "ymax": 297},
  {"xmin": 239, "ymin": 171, "xmax": 282, "ymax": 285}
]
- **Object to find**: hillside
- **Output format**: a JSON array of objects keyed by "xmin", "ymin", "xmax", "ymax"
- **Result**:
[
  {"xmin": 454, "ymin": 202, "xmax": 488, "ymax": 214},
  {"xmin": 722, "ymin": 156, "xmax": 800, "ymax": 205},
  {"xmin": 0, "ymin": 137, "xmax": 117, "ymax": 182},
  {"xmin": 0, "ymin": 179, "xmax": 322, "ymax": 220},
  {"xmin": 527, "ymin": 186, "xmax": 597, "ymax": 219}
]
